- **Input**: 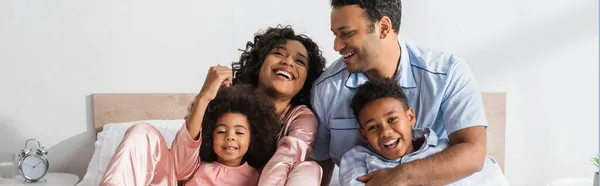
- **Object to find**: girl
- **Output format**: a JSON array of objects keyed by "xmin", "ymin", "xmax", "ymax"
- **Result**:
[{"xmin": 101, "ymin": 85, "xmax": 280, "ymax": 186}]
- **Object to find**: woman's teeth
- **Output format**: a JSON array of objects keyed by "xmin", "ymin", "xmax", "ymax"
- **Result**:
[{"xmin": 275, "ymin": 70, "xmax": 292, "ymax": 80}]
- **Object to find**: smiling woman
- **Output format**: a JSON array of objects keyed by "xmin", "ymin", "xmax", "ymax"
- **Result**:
[
  {"xmin": 232, "ymin": 25, "xmax": 326, "ymax": 111},
  {"xmin": 256, "ymin": 40, "xmax": 310, "ymax": 100},
  {"xmin": 227, "ymin": 25, "xmax": 327, "ymax": 186}
]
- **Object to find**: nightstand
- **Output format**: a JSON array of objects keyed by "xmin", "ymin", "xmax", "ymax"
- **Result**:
[{"xmin": 0, "ymin": 173, "xmax": 79, "ymax": 186}]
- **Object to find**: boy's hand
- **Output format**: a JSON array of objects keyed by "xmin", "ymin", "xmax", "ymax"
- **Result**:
[{"xmin": 358, "ymin": 168, "xmax": 408, "ymax": 186}]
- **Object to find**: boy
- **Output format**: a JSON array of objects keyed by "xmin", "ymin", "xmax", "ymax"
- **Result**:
[{"xmin": 339, "ymin": 78, "xmax": 509, "ymax": 186}]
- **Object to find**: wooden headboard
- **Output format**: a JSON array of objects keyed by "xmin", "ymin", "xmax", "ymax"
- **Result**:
[
  {"xmin": 481, "ymin": 92, "xmax": 507, "ymax": 172},
  {"xmin": 92, "ymin": 93, "xmax": 197, "ymax": 133},
  {"xmin": 92, "ymin": 92, "xmax": 506, "ymax": 171}
]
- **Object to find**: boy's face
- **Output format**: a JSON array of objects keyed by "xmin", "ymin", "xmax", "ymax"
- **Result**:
[
  {"xmin": 358, "ymin": 97, "xmax": 416, "ymax": 160},
  {"xmin": 213, "ymin": 112, "xmax": 251, "ymax": 167}
]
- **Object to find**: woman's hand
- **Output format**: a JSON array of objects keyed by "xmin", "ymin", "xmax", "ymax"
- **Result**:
[{"xmin": 198, "ymin": 65, "xmax": 233, "ymax": 101}]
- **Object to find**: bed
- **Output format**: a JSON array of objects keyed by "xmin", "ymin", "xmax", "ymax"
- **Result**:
[{"xmin": 77, "ymin": 92, "xmax": 506, "ymax": 186}]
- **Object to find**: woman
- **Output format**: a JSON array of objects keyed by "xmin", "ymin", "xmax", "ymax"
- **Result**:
[
  {"xmin": 232, "ymin": 25, "xmax": 326, "ymax": 186},
  {"xmin": 99, "ymin": 25, "xmax": 326, "ymax": 186}
]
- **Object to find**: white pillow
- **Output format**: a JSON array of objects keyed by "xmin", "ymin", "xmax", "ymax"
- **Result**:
[{"xmin": 77, "ymin": 120, "xmax": 184, "ymax": 186}]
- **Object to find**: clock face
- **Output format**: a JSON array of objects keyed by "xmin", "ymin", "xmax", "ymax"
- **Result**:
[{"xmin": 20, "ymin": 155, "xmax": 47, "ymax": 180}]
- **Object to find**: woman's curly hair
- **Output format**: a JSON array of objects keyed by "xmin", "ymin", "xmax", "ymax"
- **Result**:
[
  {"xmin": 231, "ymin": 25, "xmax": 326, "ymax": 108},
  {"xmin": 194, "ymin": 84, "xmax": 280, "ymax": 169}
]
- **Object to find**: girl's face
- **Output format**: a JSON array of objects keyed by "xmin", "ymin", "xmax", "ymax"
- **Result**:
[
  {"xmin": 256, "ymin": 40, "xmax": 309, "ymax": 100},
  {"xmin": 213, "ymin": 112, "xmax": 251, "ymax": 167}
]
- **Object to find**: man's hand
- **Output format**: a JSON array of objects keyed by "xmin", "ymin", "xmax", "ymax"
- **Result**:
[{"xmin": 357, "ymin": 168, "xmax": 408, "ymax": 186}]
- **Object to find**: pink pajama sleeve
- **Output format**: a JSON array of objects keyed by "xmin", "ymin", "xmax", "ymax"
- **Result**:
[
  {"xmin": 258, "ymin": 106, "xmax": 323, "ymax": 186},
  {"xmin": 172, "ymin": 123, "xmax": 203, "ymax": 181}
]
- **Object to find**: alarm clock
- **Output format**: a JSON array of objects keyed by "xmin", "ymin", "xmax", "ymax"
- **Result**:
[{"xmin": 17, "ymin": 139, "xmax": 49, "ymax": 182}]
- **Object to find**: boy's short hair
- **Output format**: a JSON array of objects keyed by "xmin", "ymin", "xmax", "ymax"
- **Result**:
[{"xmin": 350, "ymin": 78, "xmax": 409, "ymax": 122}]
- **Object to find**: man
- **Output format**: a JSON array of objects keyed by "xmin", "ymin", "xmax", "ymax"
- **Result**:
[{"xmin": 310, "ymin": 0, "xmax": 489, "ymax": 185}]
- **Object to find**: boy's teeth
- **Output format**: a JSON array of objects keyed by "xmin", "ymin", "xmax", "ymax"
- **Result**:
[{"xmin": 384, "ymin": 139, "xmax": 399, "ymax": 146}]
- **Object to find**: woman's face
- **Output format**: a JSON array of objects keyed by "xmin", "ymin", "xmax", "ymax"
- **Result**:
[{"xmin": 257, "ymin": 40, "xmax": 310, "ymax": 100}]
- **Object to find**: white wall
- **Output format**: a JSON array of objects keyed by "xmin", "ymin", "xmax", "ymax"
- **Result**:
[{"xmin": 0, "ymin": 0, "xmax": 597, "ymax": 185}]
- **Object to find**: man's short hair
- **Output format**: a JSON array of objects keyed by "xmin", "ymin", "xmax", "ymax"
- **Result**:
[{"xmin": 331, "ymin": 0, "xmax": 402, "ymax": 33}]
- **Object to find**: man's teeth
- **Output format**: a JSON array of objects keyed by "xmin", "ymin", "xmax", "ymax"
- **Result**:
[
  {"xmin": 276, "ymin": 70, "xmax": 292, "ymax": 79},
  {"xmin": 384, "ymin": 139, "xmax": 399, "ymax": 146},
  {"xmin": 343, "ymin": 51, "xmax": 355, "ymax": 58}
]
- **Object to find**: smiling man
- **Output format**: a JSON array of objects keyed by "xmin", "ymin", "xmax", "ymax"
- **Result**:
[{"xmin": 310, "ymin": 0, "xmax": 490, "ymax": 185}]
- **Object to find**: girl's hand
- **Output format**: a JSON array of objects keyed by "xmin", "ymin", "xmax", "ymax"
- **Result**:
[{"xmin": 198, "ymin": 65, "xmax": 233, "ymax": 101}]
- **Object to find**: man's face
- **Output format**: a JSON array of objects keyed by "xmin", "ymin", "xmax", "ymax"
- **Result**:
[{"xmin": 330, "ymin": 5, "xmax": 381, "ymax": 73}]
